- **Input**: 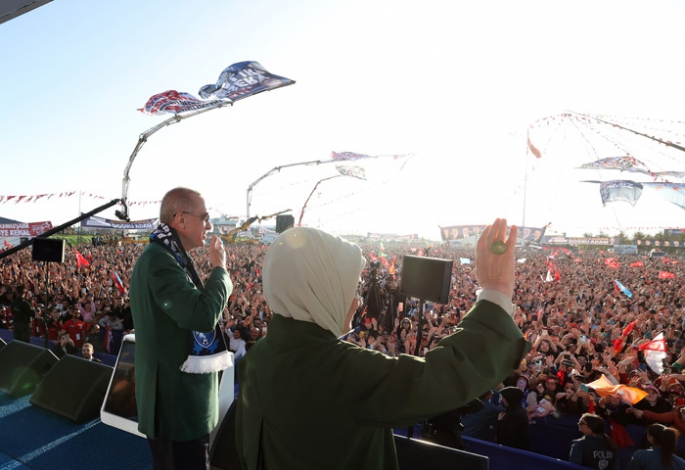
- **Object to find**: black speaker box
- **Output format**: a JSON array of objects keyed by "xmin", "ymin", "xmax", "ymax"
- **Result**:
[
  {"xmin": 275, "ymin": 214, "xmax": 294, "ymax": 233},
  {"xmin": 0, "ymin": 341, "xmax": 59, "ymax": 397},
  {"xmin": 32, "ymin": 237, "xmax": 65, "ymax": 263},
  {"xmin": 30, "ymin": 355, "xmax": 113, "ymax": 423},
  {"xmin": 400, "ymin": 255, "xmax": 453, "ymax": 303},
  {"xmin": 209, "ymin": 400, "xmax": 241, "ymax": 470}
]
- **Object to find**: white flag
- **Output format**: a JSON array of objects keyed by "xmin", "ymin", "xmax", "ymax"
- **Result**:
[{"xmin": 638, "ymin": 333, "xmax": 667, "ymax": 374}]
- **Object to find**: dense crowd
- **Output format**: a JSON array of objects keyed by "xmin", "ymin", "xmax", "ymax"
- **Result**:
[{"xmin": 2, "ymin": 238, "xmax": 685, "ymax": 467}]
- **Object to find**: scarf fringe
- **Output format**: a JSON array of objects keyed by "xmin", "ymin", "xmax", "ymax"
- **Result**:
[{"xmin": 180, "ymin": 350, "xmax": 233, "ymax": 374}]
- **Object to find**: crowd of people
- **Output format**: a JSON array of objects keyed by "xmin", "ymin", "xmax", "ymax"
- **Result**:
[{"xmin": 3, "ymin": 232, "xmax": 685, "ymax": 468}]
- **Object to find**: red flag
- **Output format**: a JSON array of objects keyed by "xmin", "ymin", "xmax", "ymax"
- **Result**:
[
  {"xmin": 630, "ymin": 261, "xmax": 644, "ymax": 268},
  {"xmin": 622, "ymin": 320, "xmax": 636, "ymax": 337},
  {"xmin": 613, "ymin": 338, "xmax": 625, "ymax": 355},
  {"xmin": 527, "ymin": 130, "xmax": 542, "ymax": 158},
  {"xmin": 659, "ymin": 271, "xmax": 675, "ymax": 280},
  {"xmin": 102, "ymin": 326, "xmax": 112, "ymax": 353},
  {"xmin": 3, "ymin": 239, "xmax": 12, "ymax": 248},
  {"xmin": 638, "ymin": 333, "xmax": 667, "ymax": 373},
  {"xmin": 75, "ymin": 249, "xmax": 90, "ymax": 267},
  {"xmin": 111, "ymin": 271, "xmax": 125, "ymax": 294}
]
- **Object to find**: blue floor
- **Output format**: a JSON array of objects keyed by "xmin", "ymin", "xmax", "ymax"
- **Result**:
[{"xmin": 0, "ymin": 395, "xmax": 151, "ymax": 470}]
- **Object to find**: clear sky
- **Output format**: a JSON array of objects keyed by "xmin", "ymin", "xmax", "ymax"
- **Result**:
[{"xmin": 2, "ymin": 0, "xmax": 685, "ymax": 239}]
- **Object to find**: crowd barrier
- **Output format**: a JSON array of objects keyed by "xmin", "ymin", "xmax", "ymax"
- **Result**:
[{"xmin": 0, "ymin": 329, "xmax": 119, "ymax": 366}]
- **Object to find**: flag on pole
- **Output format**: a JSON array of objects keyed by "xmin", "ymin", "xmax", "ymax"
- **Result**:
[
  {"xmin": 111, "ymin": 271, "xmax": 126, "ymax": 294},
  {"xmin": 198, "ymin": 61, "xmax": 295, "ymax": 101},
  {"xmin": 527, "ymin": 130, "xmax": 542, "ymax": 159},
  {"xmin": 335, "ymin": 164, "xmax": 366, "ymax": 180},
  {"xmin": 75, "ymin": 249, "xmax": 89, "ymax": 268},
  {"xmin": 331, "ymin": 151, "xmax": 373, "ymax": 162},
  {"xmin": 638, "ymin": 333, "xmax": 667, "ymax": 373},
  {"xmin": 587, "ymin": 375, "xmax": 648, "ymax": 405},
  {"xmin": 3, "ymin": 239, "xmax": 12, "ymax": 248},
  {"xmin": 139, "ymin": 90, "xmax": 228, "ymax": 116},
  {"xmin": 613, "ymin": 280, "xmax": 632, "ymax": 298}
]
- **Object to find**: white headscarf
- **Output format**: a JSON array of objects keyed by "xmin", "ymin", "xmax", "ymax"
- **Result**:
[{"xmin": 262, "ymin": 227, "xmax": 366, "ymax": 337}]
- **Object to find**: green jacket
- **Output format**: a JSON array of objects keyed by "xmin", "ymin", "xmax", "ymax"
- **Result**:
[
  {"xmin": 130, "ymin": 242, "xmax": 232, "ymax": 441},
  {"xmin": 237, "ymin": 300, "xmax": 530, "ymax": 470}
]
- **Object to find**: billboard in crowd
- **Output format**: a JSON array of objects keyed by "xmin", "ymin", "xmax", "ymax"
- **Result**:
[
  {"xmin": 635, "ymin": 239, "xmax": 685, "ymax": 248},
  {"xmin": 367, "ymin": 233, "xmax": 418, "ymax": 240},
  {"xmin": 439, "ymin": 225, "xmax": 547, "ymax": 243}
]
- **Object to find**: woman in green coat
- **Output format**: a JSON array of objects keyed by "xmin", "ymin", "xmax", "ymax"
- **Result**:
[{"xmin": 237, "ymin": 218, "xmax": 529, "ymax": 470}]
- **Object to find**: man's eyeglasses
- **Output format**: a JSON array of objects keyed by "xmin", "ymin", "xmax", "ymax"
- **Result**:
[
  {"xmin": 578, "ymin": 421, "xmax": 587, "ymax": 426},
  {"xmin": 178, "ymin": 211, "xmax": 211, "ymax": 224}
]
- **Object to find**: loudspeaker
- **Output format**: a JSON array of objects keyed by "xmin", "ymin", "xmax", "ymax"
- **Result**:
[
  {"xmin": 275, "ymin": 214, "xmax": 294, "ymax": 233},
  {"xmin": 32, "ymin": 237, "xmax": 65, "ymax": 263},
  {"xmin": 400, "ymin": 255, "xmax": 453, "ymax": 303},
  {"xmin": 0, "ymin": 341, "xmax": 59, "ymax": 397},
  {"xmin": 209, "ymin": 400, "xmax": 241, "ymax": 470},
  {"xmin": 30, "ymin": 355, "xmax": 113, "ymax": 423}
]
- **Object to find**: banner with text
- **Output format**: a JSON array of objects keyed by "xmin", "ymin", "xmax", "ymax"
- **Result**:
[
  {"xmin": 0, "ymin": 221, "xmax": 53, "ymax": 237},
  {"xmin": 80, "ymin": 216, "xmax": 158, "ymax": 230}
]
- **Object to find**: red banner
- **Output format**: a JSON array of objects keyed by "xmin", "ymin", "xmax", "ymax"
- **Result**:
[{"xmin": 0, "ymin": 221, "xmax": 52, "ymax": 237}]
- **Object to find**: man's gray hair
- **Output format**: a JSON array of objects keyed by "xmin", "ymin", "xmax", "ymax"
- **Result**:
[{"xmin": 159, "ymin": 187, "xmax": 201, "ymax": 224}]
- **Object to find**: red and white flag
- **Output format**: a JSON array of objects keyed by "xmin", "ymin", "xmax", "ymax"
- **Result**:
[
  {"xmin": 75, "ymin": 249, "xmax": 90, "ymax": 268},
  {"xmin": 638, "ymin": 333, "xmax": 667, "ymax": 374}
]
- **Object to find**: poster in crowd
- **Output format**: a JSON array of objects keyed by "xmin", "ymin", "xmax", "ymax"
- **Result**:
[
  {"xmin": 367, "ymin": 233, "xmax": 418, "ymax": 240},
  {"xmin": 663, "ymin": 229, "xmax": 685, "ymax": 237},
  {"xmin": 80, "ymin": 216, "xmax": 158, "ymax": 230},
  {"xmin": 439, "ymin": 225, "xmax": 547, "ymax": 243},
  {"xmin": 0, "ymin": 221, "xmax": 52, "ymax": 237},
  {"xmin": 635, "ymin": 239, "xmax": 685, "ymax": 248}
]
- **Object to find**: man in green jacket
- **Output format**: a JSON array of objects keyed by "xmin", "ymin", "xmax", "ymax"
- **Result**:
[
  {"xmin": 130, "ymin": 187, "xmax": 232, "ymax": 470},
  {"xmin": 237, "ymin": 218, "xmax": 531, "ymax": 469}
]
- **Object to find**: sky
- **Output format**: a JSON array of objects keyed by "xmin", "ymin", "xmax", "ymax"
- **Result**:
[{"xmin": 2, "ymin": 0, "xmax": 685, "ymax": 240}]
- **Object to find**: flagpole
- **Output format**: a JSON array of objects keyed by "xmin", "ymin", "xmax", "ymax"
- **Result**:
[
  {"xmin": 246, "ymin": 153, "xmax": 409, "ymax": 218},
  {"xmin": 522, "ymin": 134, "xmax": 529, "ymax": 228},
  {"xmin": 78, "ymin": 190, "xmax": 82, "ymax": 246},
  {"xmin": 298, "ymin": 175, "xmax": 343, "ymax": 226}
]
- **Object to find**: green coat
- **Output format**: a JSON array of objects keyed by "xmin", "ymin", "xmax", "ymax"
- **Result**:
[
  {"xmin": 236, "ymin": 300, "xmax": 530, "ymax": 470},
  {"xmin": 130, "ymin": 242, "xmax": 232, "ymax": 441}
]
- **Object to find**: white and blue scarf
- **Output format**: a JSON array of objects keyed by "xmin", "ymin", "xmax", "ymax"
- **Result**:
[{"xmin": 150, "ymin": 223, "xmax": 231, "ymax": 374}]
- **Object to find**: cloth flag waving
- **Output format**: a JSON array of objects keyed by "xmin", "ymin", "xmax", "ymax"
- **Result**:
[
  {"xmin": 198, "ymin": 61, "xmax": 295, "ymax": 101},
  {"xmin": 587, "ymin": 375, "xmax": 648, "ymax": 405},
  {"xmin": 75, "ymin": 249, "xmax": 89, "ymax": 268},
  {"xmin": 335, "ymin": 164, "xmax": 366, "ymax": 180},
  {"xmin": 139, "ymin": 90, "xmax": 227, "ymax": 116},
  {"xmin": 111, "ymin": 271, "xmax": 126, "ymax": 294},
  {"xmin": 527, "ymin": 130, "xmax": 542, "ymax": 159},
  {"xmin": 599, "ymin": 180, "xmax": 644, "ymax": 206},
  {"xmin": 613, "ymin": 280, "xmax": 632, "ymax": 298},
  {"xmin": 638, "ymin": 333, "xmax": 667, "ymax": 374}
]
